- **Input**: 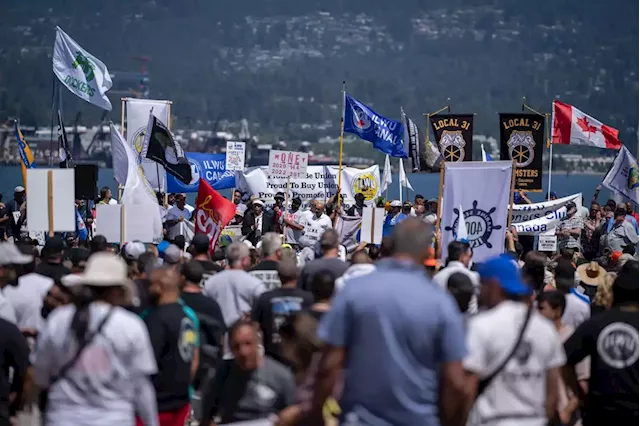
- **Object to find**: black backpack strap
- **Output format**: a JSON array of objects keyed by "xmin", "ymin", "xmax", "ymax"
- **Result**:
[
  {"xmin": 476, "ymin": 302, "xmax": 534, "ymax": 396},
  {"xmin": 49, "ymin": 306, "xmax": 115, "ymax": 387}
]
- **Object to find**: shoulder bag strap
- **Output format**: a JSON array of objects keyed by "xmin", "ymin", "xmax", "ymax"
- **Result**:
[
  {"xmin": 476, "ymin": 302, "xmax": 534, "ymax": 397},
  {"xmin": 49, "ymin": 306, "xmax": 115, "ymax": 387}
]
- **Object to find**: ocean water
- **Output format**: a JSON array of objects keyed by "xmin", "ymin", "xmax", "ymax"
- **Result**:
[{"xmin": 0, "ymin": 166, "xmax": 613, "ymax": 205}]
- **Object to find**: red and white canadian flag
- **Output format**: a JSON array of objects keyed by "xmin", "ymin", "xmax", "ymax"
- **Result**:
[{"xmin": 552, "ymin": 100, "xmax": 621, "ymax": 150}]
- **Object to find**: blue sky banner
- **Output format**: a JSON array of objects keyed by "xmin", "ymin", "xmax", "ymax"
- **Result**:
[
  {"xmin": 343, "ymin": 93, "xmax": 408, "ymax": 158},
  {"xmin": 167, "ymin": 152, "xmax": 235, "ymax": 193}
]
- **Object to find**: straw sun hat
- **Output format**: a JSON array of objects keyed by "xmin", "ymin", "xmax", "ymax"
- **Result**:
[{"xmin": 576, "ymin": 261, "xmax": 607, "ymax": 287}]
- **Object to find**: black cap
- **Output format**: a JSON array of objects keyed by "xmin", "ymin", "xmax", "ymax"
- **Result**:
[
  {"xmin": 44, "ymin": 235, "xmax": 65, "ymax": 254},
  {"xmin": 274, "ymin": 192, "xmax": 285, "ymax": 200},
  {"xmin": 191, "ymin": 234, "xmax": 210, "ymax": 254},
  {"xmin": 181, "ymin": 260, "xmax": 204, "ymax": 284}
]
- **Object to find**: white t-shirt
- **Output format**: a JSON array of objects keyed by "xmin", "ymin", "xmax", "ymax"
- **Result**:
[
  {"xmin": 33, "ymin": 302, "xmax": 157, "ymax": 426},
  {"xmin": 166, "ymin": 205, "xmax": 192, "ymax": 239},
  {"xmin": 282, "ymin": 208, "xmax": 307, "ymax": 244},
  {"xmin": 3, "ymin": 272, "xmax": 53, "ymax": 330},
  {"xmin": 302, "ymin": 213, "xmax": 332, "ymax": 245},
  {"xmin": 464, "ymin": 301, "xmax": 566, "ymax": 426}
]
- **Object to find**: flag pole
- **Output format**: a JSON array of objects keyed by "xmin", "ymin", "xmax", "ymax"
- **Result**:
[
  {"xmin": 435, "ymin": 161, "xmax": 445, "ymax": 233},
  {"xmin": 423, "ymin": 101, "xmax": 451, "ymax": 169},
  {"xmin": 163, "ymin": 102, "xmax": 172, "ymax": 206},
  {"xmin": 507, "ymin": 159, "xmax": 517, "ymax": 229},
  {"xmin": 119, "ymin": 98, "xmax": 126, "ymax": 202},
  {"xmin": 337, "ymin": 81, "xmax": 346, "ymax": 210},
  {"xmin": 399, "ymin": 158, "xmax": 403, "ymax": 204}
]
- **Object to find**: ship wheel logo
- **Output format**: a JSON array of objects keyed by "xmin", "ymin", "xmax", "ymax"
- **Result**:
[
  {"xmin": 507, "ymin": 131, "xmax": 535, "ymax": 167},
  {"xmin": 440, "ymin": 130, "xmax": 466, "ymax": 162},
  {"xmin": 445, "ymin": 201, "xmax": 502, "ymax": 249}
]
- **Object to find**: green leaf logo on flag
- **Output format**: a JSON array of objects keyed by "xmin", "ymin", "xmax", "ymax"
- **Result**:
[{"xmin": 71, "ymin": 51, "xmax": 95, "ymax": 82}]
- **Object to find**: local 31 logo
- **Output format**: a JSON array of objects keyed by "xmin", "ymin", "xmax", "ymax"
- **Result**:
[{"xmin": 445, "ymin": 200, "xmax": 502, "ymax": 249}]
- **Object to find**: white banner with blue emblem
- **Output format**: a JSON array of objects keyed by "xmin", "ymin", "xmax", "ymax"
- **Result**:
[{"xmin": 441, "ymin": 161, "xmax": 513, "ymax": 263}]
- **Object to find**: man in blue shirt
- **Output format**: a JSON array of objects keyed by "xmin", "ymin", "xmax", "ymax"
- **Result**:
[
  {"xmin": 382, "ymin": 200, "xmax": 407, "ymax": 237},
  {"xmin": 311, "ymin": 218, "xmax": 469, "ymax": 426}
]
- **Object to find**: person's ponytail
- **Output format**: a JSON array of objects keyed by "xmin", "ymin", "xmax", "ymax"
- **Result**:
[{"xmin": 70, "ymin": 286, "xmax": 95, "ymax": 347}]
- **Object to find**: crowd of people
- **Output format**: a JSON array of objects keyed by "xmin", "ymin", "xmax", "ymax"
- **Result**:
[{"xmin": 0, "ymin": 182, "xmax": 637, "ymax": 426}]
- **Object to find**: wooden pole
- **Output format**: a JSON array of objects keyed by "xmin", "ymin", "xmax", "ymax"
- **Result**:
[
  {"xmin": 47, "ymin": 170, "xmax": 54, "ymax": 237},
  {"xmin": 435, "ymin": 161, "xmax": 445, "ymax": 232},
  {"xmin": 370, "ymin": 207, "xmax": 376, "ymax": 243},
  {"xmin": 507, "ymin": 159, "xmax": 517, "ymax": 229},
  {"xmin": 337, "ymin": 81, "xmax": 346, "ymax": 210},
  {"xmin": 119, "ymin": 98, "xmax": 126, "ymax": 201}
]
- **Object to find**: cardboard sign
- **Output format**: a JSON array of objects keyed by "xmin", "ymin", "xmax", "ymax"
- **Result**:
[
  {"xmin": 268, "ymin": 150, "xmax": 309, "ymax": 178},
  {"xmin": 360, "ymin": 207, "xmax": 385, "ymax": 244},
  {"xmin": 26, "ymin": 169, "xmax": 76, "ymax": 233},
  {"xmin": 221, "ymin": 225, "xmax": 242, "ymax": 241},
  {"xmin": 538, "ymin": 234, "xmax": 558, "ymax": 252},
  {"xmin": 96, "ymin": 204, "xmax": 157, "ymax": 243},
  {"xmin": 225, "ymin": 141, "xmax": 246, "ymax": 172}
]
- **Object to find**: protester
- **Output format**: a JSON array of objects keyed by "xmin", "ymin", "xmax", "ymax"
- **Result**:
[
  {"xmin": 97, "ymin": 186, "xmax": 117, "ymax": 205},
  {"xmin": 591, "ymin": 271, "xmax": 616, "ymax": 315},
  {"xmin": 33, "ymin": 252, "xmax": 159, "ymax": 426},
  {"xmin": 555, "ymin": 260, "xmax": 591, "ymax": 329},
  {"xmin": 242, "ymin": 199, "xmax": 276, "ymax": 246},
  {"xmin": 35, "ymin": 236, "xmax": 71, "ymax": 281},
  {"xmin": 297, "ymin": 229, "xmax": 349, "ymax": 294},
  {"xmin": 5, "ymin": 186, "xmax": 26, "ymax": 240},
  {"xmin": 300, "ymin": 200, "xmax": 332, "ymax": 248},
  {"xmin": 382, "ymin": 200, "xmax": 407, "ymax": 237},
  {"xmin": 281, "ymin": 197, "xmax": 307, "ymax": 247},
  {"xmin": 165, "ymin": 194, "xmax": 192, "ymax": 240},
  {"xmin": 563, "ymin": 260, "xmax": 639, "ymax": 426},
  {"xmin": 602, "ymin": 204, "xmax": 639, "ymax": 253},
  {"xmin": 463, "ymin": 255, "xmax": 566, "ymax": 426},
  {"xmin": 447, "ymin": 272, "xmax": 474, "ymax": 321},
  {"xmin": 252, "ymin": 258, "xmax": 313, "ymax": 363},
  {"xmin": 248, "ymin": 232, "xmax": 282, "ymax": 291},
  {"xmin": 307, "ymin": 272, "xmax": 335, "ymax": 321},
  {"xmin": 346, "ymin": 192, "xmax": 365, "ymax": 217},
  {"xmin": 0, "ymin": 193, "xmax": 9, "ymax": 241},
  {"xmin": 199, "ymin": 320, "xmax": 296, "ymax": 426},
  {"xmin": 140, "ymin": 265, "xmax": 200, "ymax": 426},
  {"xmin": 0, "ymin": 312, "xmax": 30, "ymax": 425},
  {"xmin": 0, "ymin": 242, "xmax": 36, "ymax": 324},
  {"xmin": 556, "ymin": 201, "xmax": 584, "ymax": 254},
  {"xmin": 89, "ymin": 234, "xmax": 109, "ymax": 255},
  {"xmin": 334, "ymin": 249, "xmax": 375, "ymax": 292},
  {"xmin": 433, "ymin": 240, "xmax": 480, "ymax": 314},
  {"xmin": 311, "ymin": 218, "xmax": 468, "ymax": 426},
  {"xmin": 272, "ymin": 192, "xmax": 285, "ymax": 234},
  {"xmin": 424, "ymin": 198, "xmax": 438, "ymax": 224},
  {"xmin": 521, "ymin": 250, "xmax": 548, "ymax": 295},
  {"xmin": 189, "ymin": 234, "xmax": 223, "ymax": 280}
]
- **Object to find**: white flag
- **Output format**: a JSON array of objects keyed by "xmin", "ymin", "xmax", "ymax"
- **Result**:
[
  {"xmin": 602, "ymin": 145, "xmax": 639, "ymax": 204},
  {"xmin": 441, "ymin": 161, "xmax": 513, "ymax": 263},
  {"xmin": 110, "ymin": 123, "xmax": 129, "ymax": 186},
  {"xmin": 53, "ymin": 27, "xmax": 112, "ymax": 111},
  {"xmin": 118, "ymin": 124, "xmax": 164, "ymax": 243},
  {"xmin": 381, "ymin": 155, "xmax": 392, "ymax": 193},
  {"xmin": 455, "ymin": 204, "xmax": 468, "ymax": 241},
  {"xmin": 399, "ymin": 158, "xmax": 413, "ymax": 190}
]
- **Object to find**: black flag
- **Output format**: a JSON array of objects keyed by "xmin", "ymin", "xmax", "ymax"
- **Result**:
[
  {"xmin": 142, "ymin": 114, "xmax": 192, "ymax": 184},
  {"xmin": 403, "ymin": 111, "xmax": 442, "ymax": 172},
  {"xmin": 57, "ymin": 110, "xmax": 73, "ymax": 168},
  {"xmin": 429, "ymin": 114, "xmax": 473, "ymax": 162},
  {"xmin": 499, "ymin": 113, "xmax": 544, "ymax": 192}
]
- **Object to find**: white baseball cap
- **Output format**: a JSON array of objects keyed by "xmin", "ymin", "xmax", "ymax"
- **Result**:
[
  {"xmin": 390, "ymin": 200, "xmax": 402, "ymax": 207},
  {"xmin": 0, "ymin": 243, "xmax": 33, "ymax": 265}
]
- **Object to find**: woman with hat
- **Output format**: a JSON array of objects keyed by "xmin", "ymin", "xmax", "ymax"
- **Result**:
[
  {"xmin": 32, "ymin": 252, "xmax": 160, "ymax": 426},
  {"xmin": 576, "ymin": 261, "xmax": 607, "ymax": 302}
]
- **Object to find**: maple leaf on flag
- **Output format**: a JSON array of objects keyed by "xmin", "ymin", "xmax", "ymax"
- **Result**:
[{"xmin": 577, "ymin": 116, "xmax": 597, "ymax": 135}]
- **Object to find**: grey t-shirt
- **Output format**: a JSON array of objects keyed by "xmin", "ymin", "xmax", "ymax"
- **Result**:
[
  {"xmin": 203, "ymin": 270, "xmax": 266, "ymax": 327},
  {"xmin": 297, "ymin": 257, "xmax": 349, "ymax": 293},
  {"xmin": 204, "ymin": 356, "xmax": 296, "ymax": 424}
]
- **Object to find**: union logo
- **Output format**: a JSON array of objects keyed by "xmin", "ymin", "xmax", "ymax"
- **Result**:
[
  {"xmin": 188, "ymin": 158, "xmax": 200, "ymax": 185},
  {"xmin": 445, "ymin": 201, "xmax": 502, "ymax": 249},
  {"xmin": 132, "ymin": 127, "xmax": 146, "ymax": 155},
  {"xmin": 628, "ymin": 164, "xmax": 639, "ymax": 190},
  {"xmin": 351, "ymin": 171, "xmax": 379, "ymax": 202},
  {"xmin": 507, "ymin": 130, "xmax": 535, "ymax": 167},
  {"xmin": 440, "ymin": 130, "xmax": 466, "ymax": 162},
  {"xmin": 352, "ymin": 106, "xmax": 372, "ymax": 132},
  {"xmin": 71, "ymin": 51, "xmax": 95, "ymax": 82}
]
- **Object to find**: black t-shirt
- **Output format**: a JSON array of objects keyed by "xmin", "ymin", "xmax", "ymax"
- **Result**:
[
  {"xmin": 251, "ymin": 287, "xmax": 313, "ymax": 362},
  {"xmin": 141, "ymin": 302, "xmax": 199, "ymax": 412},
  {"xmin": 249, "ymin": 260, "xmax": 280, "ymax": 291},
  {"xmin": 180, "ymin": 292, "xmax": 226, "ymax": 374},
  {"xmin": 196, "ymin": 259, "xmax": 223, "ymax": 286},
  {"xmin": 564, "ymin": 306, "xmax": 639, "ymax": 425},
  {"xmin": 0, "ymin": 318, "xmax": 29, "ymax": 419},
  {"xmin": 34, "ymin": 261, "xmax": 71, "ymax": 282}
]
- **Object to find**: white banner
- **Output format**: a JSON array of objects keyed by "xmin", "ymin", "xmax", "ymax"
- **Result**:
[
  {"xmin": 125, "ymin": 98, "xmax": 170, "ymax": 192},
  {"xmin": 236, "ymin": 165, "xmax": 381, "ymax": 206},
  {"xmin": 441, "ymin": 161, "xmax": 513, "ymax": 263},
  {"xmin": 268, "ymin": 150, "xmax": 309, "ymax": 178},
  {"xmin": 510, "ymin": 193, "xmax": 582, "ymax": 235}
]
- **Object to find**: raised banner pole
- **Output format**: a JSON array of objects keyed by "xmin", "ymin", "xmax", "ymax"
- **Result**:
[
  {"xmin": 423, "ymin": 100, "xmax": 451, "ymax": 167},
  {"xmin": 47, "ymin": 170, "xmax": 54, "ymax": 237},
  {"xmin": 507, "ymin": 159, "xmax": 517, "ymax": 229},
  {"xmin": 164, "ymin": 102, "xmax": 173, "ymax": 206},
  {"xmin": 370, "ymin": 207, "xmax": 376, "ymax": 242},
  {"xmin": 435, "ymin": 161, "xmax": 445, "ymax": 233},
  {"xmin": 337, "ymin": 81, "xmax": 346, "ymax": 210},
  {"xmin": 522, "ymin": 98, "xmax": 552, "ymax": 199},
  {"xmin": 119, "ymin": 98, "xmax": 126, "ymax": 202}
]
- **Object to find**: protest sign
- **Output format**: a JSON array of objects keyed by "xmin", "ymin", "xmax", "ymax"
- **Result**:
[
  {"xmin": 96, "ymin": 204, "xmax": 157, "ymax": 243},
  {"xmin": 225, "ymin": 141, "xmax": 246, "ymax": 171},
  {"xmin": 538, "ymin": 234, "xmax": 558, "ymax": 252},
  {"xmin": 510, "ymin": 193, "xmax": 582, "ymax": 235},
  {"xmin": 360, "ymin": 207, "xmax": 384, "ymax": 244},
  {"xmin": 221, "ymin": 225, "xmax": 242, "ymax": 241},
  {"xmin": 27, "ymin": 169, "xmax": 76, "ymax": 234},
  {"xmin": 167, "ymin": 152, "xmax": 235, "ymax": 193},
  {"xmin": 236, "ymin": 165, "xmax": 381, "ymax": 206},
  {"xmin": 267, "ymin": 150, "xmax": 308, "ymax": 178}
]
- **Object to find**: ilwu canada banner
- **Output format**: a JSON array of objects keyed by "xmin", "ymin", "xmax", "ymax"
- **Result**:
[
  {"xmin": 53, "ymin": 27, "xmax": 113, "ymax": 111},
  {"xmin": 602, "ymin": 145, "xmax": 639, "ymax": 204},
  {"xmin": 429, "ymin": 114, "xmax": 473, "ymax": 162},
  {"xmin": 125, "ymin": 98, "xmax": 170, "ymax": 192},
  {"xmin": 441, "ymin": 161, "xmax": 513, "ymax": 262},
  {"xmin": 499, "ymin": 113, "xmax": 544, "ymax": 191}
]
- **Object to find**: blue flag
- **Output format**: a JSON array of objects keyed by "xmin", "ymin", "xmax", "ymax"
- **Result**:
[
  {"xmin": 344, "ymin": 93, "xmax": 408, "ymax": 158},
  {"xmin": 166, "ymin": 152, "xmax": 236, "ymax": 193},
  {"xmin": 75, "ymin": 206, "xmax": 88, "ymax": 240}
]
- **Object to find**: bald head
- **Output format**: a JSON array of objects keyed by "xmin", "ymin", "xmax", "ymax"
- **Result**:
[
  {"xmin": 148, "ymin": 266, "xmax": 181, "ymax": 304},
  {"xmin": 391, "ymin": 218, "xmax": 433, "ymax": 264}
]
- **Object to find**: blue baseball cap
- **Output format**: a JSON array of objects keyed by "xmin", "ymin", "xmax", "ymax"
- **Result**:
[{"xmin": 478, "ymin": 255, "xmax": 531, "ymax": 296}]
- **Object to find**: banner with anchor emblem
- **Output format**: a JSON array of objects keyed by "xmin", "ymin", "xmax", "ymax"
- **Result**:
[
  {"xmin": 429, "ymin": 114, "xmax": 474, "ymax": 162},
  {"xmin": 441, "ymin": 161, "xmax": 513, "ymax": 263},
  {"xmin": 499, "ymin": 113, "xmax": 544, "ymax": 192}
]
